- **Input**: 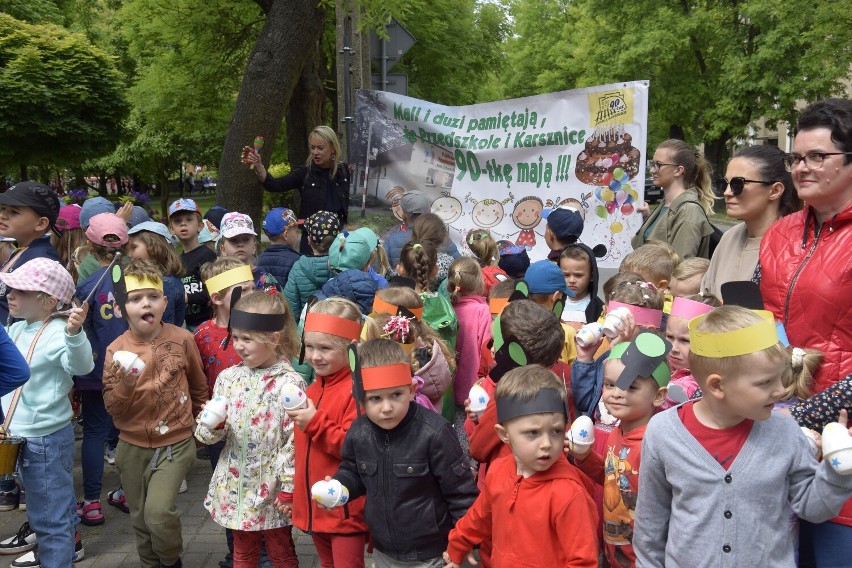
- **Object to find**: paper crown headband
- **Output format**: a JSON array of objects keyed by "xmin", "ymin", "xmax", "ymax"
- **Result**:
[
  {"xmin": 220, "ymin": 286, "xmax": 286, "ymax": 349},
  {"xmin": 688, "ymin": 309, "xmax": 779, "ymax": 358},
  {"xmin": 496, "ymin": 387, "xmax": 567, "ymax": 423},
  {"xmin": 608, "ymin": 301, "xmax": 663, "ymax": 329},
  {"xmin": 348, "ymin": 344, "xmax": 413, "ymax": 409},
  {"xmin": 110, "ymin": 261, "xmax": 163, "ymax": 310},
  {"xmin": 670, "ymin": 297, "xmax": 715, "ymax": 320},
  {"xmin": 608, "ymin": 332, "xmax": 671, "ymax": 388},
  {"xmin": 206, "ymin": 265, "xmax": 254, "ymax": 295},
  {"xmin": 372, "ymin": 296, "xmax": 422, "ymax": 321}
]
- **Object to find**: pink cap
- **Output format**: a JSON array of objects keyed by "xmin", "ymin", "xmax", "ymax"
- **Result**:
[
  {"xmin": 85, "ymin": 213, "xmax": 128, "ymax": 248},
  {"xmin": 670, "ymin": 296, "xmax": 714, "ymax": 320},
  {"xmin": 56, "ymin": 205, "xmax": 82, "ymax": 231},
  {"xmin": 0, "ymin": 258, "xmax": 75, "ymax": 305},
  {"xmin": 609, "ymin": 301, "xmax": 663, "ymax": 329}
]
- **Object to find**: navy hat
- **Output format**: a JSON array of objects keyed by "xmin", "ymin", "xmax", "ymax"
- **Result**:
[
  {"xmin": 0, "ymin": 182, "xmax": 61, "ymax": 226},
  {"xmin": 204, "ymin": 206, "xmax": 228, "ymax": 230},
  {"xmin": 128, "ymin": 205, "xmax": 151, "ymax": 228},
  {"xmin": 524, "ymin": 259, "xmax": 574, "ymax": 297},
  {"xmin": 547, "ymin": 206, "xmax": 584, "ymax": 243},
  {"xmin": 498, "ymin": 248, "xmax": 530, "ymax": 279}
]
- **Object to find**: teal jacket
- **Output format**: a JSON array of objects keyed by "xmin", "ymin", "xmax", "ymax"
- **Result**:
[
  {"xmin": 284, "ymin": 254, "xmax": 332, "ymax": 318},
  {"xmin": 1, "ymin": 319, "xmax": 94, "ymax": 438}
]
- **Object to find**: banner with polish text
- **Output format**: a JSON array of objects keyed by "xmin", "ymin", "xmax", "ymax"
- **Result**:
[{"xmin": 352, "ymin": 81, "xmax": 649, "ymax": 268}]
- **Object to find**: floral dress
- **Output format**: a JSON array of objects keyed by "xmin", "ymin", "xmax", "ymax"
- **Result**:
[{"xmin": 195, "ymin": 359, "xmax": 305, "ymax": 531}]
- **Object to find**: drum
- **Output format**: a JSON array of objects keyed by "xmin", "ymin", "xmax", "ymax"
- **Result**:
[{"xmin": 0, "ymin": 437, "xmax": 24, "ymax": 480}]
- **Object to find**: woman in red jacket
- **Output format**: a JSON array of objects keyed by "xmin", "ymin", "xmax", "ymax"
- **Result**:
[{"xmin": 759, "ymin": 98, "xmax": 852, "ymax": 568}]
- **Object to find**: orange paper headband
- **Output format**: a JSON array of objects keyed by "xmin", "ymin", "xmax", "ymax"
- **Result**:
[
  {"xmin": 360, "ymin": 363, "xmax": 413, "ymax": 391},
  {"xmin": 489, "ymin": 297, "xmax": 509, "ymax": 315},
  {"xmin": 372, "ymin": 296, "xmax": 423, "ymax": 321},
  {"xmin": 304, "ymin": 312, "xmax": 361, "ymax": 341}
]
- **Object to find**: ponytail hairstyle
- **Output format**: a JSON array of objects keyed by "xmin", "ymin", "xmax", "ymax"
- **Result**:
[
  {"xmin": 732, "ymin": 145, "xmax": 801, "ymax": 218},
  {"xmin": 411, "ymin": 212, "xmax": 450, "ymax": 249},
  {"xmin": 398, "ymin": 240, "xmax": 437, "ymax": 293},
  {"xmin": 656, "ymin": 139, "xmax": 715, "ymax": 214},
  {"xmin": 370, "ymin": 245, "xmax": 391, "ymax": 277},
  {"xmin": 466, "ymin": 229, "xmax": 498, "ymax": 267},
  {"xmin": 362, "ymin": 312, "xmax": 456, "ymax": 372},
  {"xmin": 781, "ymin": 346, "xmax": 823, "ymax": 402},
  {"xmin": 446, "ymin": 257, "xmax": 485, "ymax": 301}
]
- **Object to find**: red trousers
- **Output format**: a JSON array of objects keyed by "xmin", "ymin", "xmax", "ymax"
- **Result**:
[
  {"xmin": 232, "ymin": 526, "xmax": 298, "ymax": 568},
  {"xmin": 311, "ymin": 532, "xmax": 368, "ymax": 568}
]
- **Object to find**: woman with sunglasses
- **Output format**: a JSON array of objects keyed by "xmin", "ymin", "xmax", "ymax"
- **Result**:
[
  {"xmin": 631, "ymin": 139, "xmax": 716, "ymax": 259},
  {"xmin": 760, "ymin": 98, "xmax": 852, "ymax": 568},
  {"xmin": 700, "ymin": 145, "xmax": 799, "ymax": 298}
]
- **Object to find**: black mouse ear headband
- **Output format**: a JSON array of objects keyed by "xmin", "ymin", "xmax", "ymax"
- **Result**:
[
  {"xmin": 220, "ymin": 286, "xmax": 287, "ymax": 349},
  {"xmin": 489, "ymin": 314, "xmax": 530, "ymax": 383}
]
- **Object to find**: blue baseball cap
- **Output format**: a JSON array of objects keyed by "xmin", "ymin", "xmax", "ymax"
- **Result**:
[
  {"xmin": 128, "ymin": 205, "xmax": 151, "ymax": 228},
  {"xmin": 168, "ymin": 198, "xmax": 199, "ymax": 217},
  {"xmin": 546, "ymin": 206, "xmax": 584, "ymax": 243},
  {"xmin": 263, "ymin": 207, "xmax": 298, "ymax": 236},
  {"xmin": 79, "ymin": 196, "xmax": 116, "ymax": 229},
  {"xmin": 525, "ymin": 260, "xmax": 574, "ymax": 297},
  {"xmin": 128, "ymin": 221, "xmax": 176, "ymax": 245}
]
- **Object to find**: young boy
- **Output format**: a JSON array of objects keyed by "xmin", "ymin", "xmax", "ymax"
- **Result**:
[
  {"xmin": 256, "ymin": 207, "xmax": 301, "ymax": 287},
  {"xmin": 169, "ymin": 198, "xmax": 216, "ymax": 330},
  {"xmin": 332, "ymin": 339, "xmax": 478, "ymax": 567},
  {"xmin": 445, "ymin": 365, "xmax": 599, "ymax": 567},
  {"xmin": 103, "ymin": 259, "xmax": 208, "ymax": 568},
  {"xmin": 559, "ymin": 244, "xmax": 604, "ymax": 326},
  {"xmin": 544, "ymin": 206, "xmax": 584, "ymax": 262},
  {"xmin": 634, "ymin": 306, "xmax": 852, "ymax": 567},
  {"xmin": 570, "ymin": 332, "xmax": 670, "ymax": 568},
  {"xmin": 283, "ymin": 210, "xmax": 340, "ymax": 318},
  {"xmin": 620, "ymin": 244, "xmax": 677, "ymax": 292},
  {"xmin": 0, "ymin": 181, "xmax": 61, "ymax": 323},
  {"xmin": 525, "ymin": 259, "xmax": 578, "ymax": 365}
]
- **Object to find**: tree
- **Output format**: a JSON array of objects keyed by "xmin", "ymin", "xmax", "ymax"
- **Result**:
[{"xmin": 0, "ymin": 13, "xmax": 128, "ymax": 178}]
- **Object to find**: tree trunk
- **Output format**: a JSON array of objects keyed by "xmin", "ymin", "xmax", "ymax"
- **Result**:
[
  {"xmin": 19, "ymin": 164, "xmax": 27, "ymax": 181},
  {"xmin": 285, "ymin": 37, "xmax": 328, "ymax": 170},
  {"xmin": 217, "ymin": 0, "xmax": 326, "ymax": 222}
]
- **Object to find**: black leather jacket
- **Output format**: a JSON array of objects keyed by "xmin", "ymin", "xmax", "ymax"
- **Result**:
[
  {"xmin": 262, "ymin": 163, "xmax": 350, "ymax": 225},
  {"xmin": 335, "ymin": 403, "xmax": 478, "ymax": 562}
]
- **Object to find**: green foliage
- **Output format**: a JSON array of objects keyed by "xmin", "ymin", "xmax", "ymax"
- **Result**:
[
  {"xmin": 0, "ymin": 0, "xmax": 63, "ymax": 24},
  {"xmin": 0, "ymin": 13, "xmax": 128, "ymax": 169}
]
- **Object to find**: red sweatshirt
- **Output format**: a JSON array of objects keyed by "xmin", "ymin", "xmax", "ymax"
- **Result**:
[
  {"xmin": 292, "ymin": 367, "xmax": 367, "ymax": 535},
  {"xmin": 446, "ymin": 453, "xmax": 599, "ymax": 567}
]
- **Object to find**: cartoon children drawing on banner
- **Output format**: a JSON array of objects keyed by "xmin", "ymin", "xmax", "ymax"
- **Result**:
[
  {"xmin": 507, "ymin": 196, "xmax": 545, "ymax": 250},
  {"xmin": 464, "ymin": 192, "xmax": 514, "ymax": 229}
]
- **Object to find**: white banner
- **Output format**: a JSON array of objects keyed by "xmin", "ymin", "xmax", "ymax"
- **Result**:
[{"xmin": 352, "ymin": 81, "xmax": 649, "ymax": 268}]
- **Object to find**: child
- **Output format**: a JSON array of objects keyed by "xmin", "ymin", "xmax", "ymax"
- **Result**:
[
  {"xmin": 331, "ymin": 338, "xmax": 478, "ymax": 567},
  {"xmin": 559, "ymin": 244, "xmax": 604, "ymax": 326},
  {"xmin": 662, "ymin": 295, "xmax": 719, "ymax": 408},
  {"xmin": 444, "ymin": 365, "xmax": 599, "ymax": 567},
  {"xmin": 0, "ymin": 258, "xmax": 93, "ymax": 566},
  {"xmin": 218, "ymin": 212, "xmax": 282, "ymax": 294},
  {"xmin": 570, "ymin": 333, "xmax": 670, "ymax": 568},
  {"xmin": 195, "ymin": 290, "xmax": 304, "ymax": 567},
  {"xmin": 103, "ymin": 259, "xmax": 208, "ymax": 568},
  {"xmin": 634, "ymin": 306, "xmax": 852, "ymax": 567},
  {"xmin": 283, "ymin": 298, "xmax": 368, "ymax": 567},
  {"xmin": 256, "ymin": 207, "xmax": 301, "ymax": 287},
  {"xmin": 544, "ymin": 206, "xmax": 585, "ymax": 261},
  {"xmin": 74, "ymin": 212, "xmax": 129, "ymax": 527},
  {"xmin": 0, "ymin": 181, "xmax": 61, "ymax": 323},
  {"xmin": 169, "ymin": 198, "xmax": 217, "ymax": 330},
  {"xmin": 496, "ymin": 241, "xmax": 530, "ymax": 279},
  {"xmin": 318, "ymin": 228, "xmax": 381, "ymax": 314},
  {"xmin": 76, "ymin": 196, "xmax": 116, "ymax": 282},
  {"xmin": 466, "ymin": 229, "xmax": 508, "ymax": 295},
  {"xmin": 525, "ymin": 259, "xmax": 578, "ymax": 365},
  {"xmin": 670, "ymin": 257, "xmax": 710, "ymax": 297},
  {"xmin": 621, "ymin": 244, "xmax": 678, "ymax": 291},
  {"xmin": 283, "ymin": 210, "xmax": 340, "ymax": 318},
  {"xmin": 127, "ymin": 221, "xmax": 186, "ymax": 327},
  {"xmin": 52, "ymin": 204, "xmax": 85, "ymax": 282}
]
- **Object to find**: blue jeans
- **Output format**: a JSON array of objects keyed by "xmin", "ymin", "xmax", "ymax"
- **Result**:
[
  {"xmin": 799, "ymin": 519, "xmax": 852, "ymax": 568},
  {"xmin": 19, "ymin": 423, "xmax": 78, "ymax": 567},
  {"xmin": 81, "ymin": 390, "xmax": 115, "ymax": 500}
]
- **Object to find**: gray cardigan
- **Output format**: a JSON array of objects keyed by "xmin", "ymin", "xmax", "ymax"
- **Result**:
[{"xmin": 634, "ymin": 408, "xmax": 852, "ymax": 568}]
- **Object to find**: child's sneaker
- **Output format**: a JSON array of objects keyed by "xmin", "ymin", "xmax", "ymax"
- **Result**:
[
  {"xmin": 18, "ymin": 487, "xmax": 25, "ymax": 511},
  {"xmin": 104, "ymin": 446, "xmax": 116, "ymax": 465},
  {"xmin": 0, "ymin": 522, "xmax": 36, "ymax": 555},
  {"xmin": 11, "ymin": 533, "xmax": 84, "ymax": 567},
  {"xmin": 178, "ymin": 479, "xmax": 188, "ymax": 494},
  {"xmin": 0, "ymin": 486, "xmax": 19, "ymax": 512}
]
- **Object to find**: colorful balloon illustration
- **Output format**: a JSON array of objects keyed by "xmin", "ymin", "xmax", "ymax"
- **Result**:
[{"xmin": 610, "ymin": 221, "xmax": 624, "ymax": 234}]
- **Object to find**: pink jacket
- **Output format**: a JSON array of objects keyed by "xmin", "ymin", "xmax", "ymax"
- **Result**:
[{"xmin": 451, "ymin": 295, "xmax": 491, "ymax": 406}]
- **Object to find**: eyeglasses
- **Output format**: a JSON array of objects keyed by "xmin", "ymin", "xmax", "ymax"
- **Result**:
[
  {"xmin": 783, "ymin": 152, "xmax": 852, "ymax": 172},
  {"xmin": 714, "ymin": 177, "xmax": 776, "ymax": 196},
  {"xmin": 648, "ymin": 161, "xmax": 679, "ymax": 171}
]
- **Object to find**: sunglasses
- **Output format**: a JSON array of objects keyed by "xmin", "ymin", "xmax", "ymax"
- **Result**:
[{"xmin": 714, "ymin": 177, "xmax": 776, "ymax": 197}]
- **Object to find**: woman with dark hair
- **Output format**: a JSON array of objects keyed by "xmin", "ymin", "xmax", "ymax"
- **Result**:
[
  {"xmin": 760, "ymin": 98, "xmax": 852, "ymax": 567},
  {"xmin": 632, "ymin": 139, "xmax": 716, "ymax": 259},
  {"xmin": 700, "ymin": 145, "xmax": 799, "ymax": 298}
]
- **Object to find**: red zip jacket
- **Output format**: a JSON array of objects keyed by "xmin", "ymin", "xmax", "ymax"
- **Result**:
[
  {"xmin": 291, "ymin": 367, "xmax": 367, "ymax": 535},
  {"xmin": 446, "ymin": 453, "xmax": 599, "ymax": 567}
]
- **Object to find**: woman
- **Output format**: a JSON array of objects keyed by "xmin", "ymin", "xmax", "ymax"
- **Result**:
[
  {"xmin": 759, "ymin": 98, "xmax": 852, "ymax": 568},
  {"xmin": 246, "ymin": 126, "xmax": 350, "ymax": 254},
  {"xmin": 632, "ymin": 139, "xmax": 716, "ymax": 259},
  {"xmin": 701, "ymin": 145, "xmax": 799, "ymax": 298}
]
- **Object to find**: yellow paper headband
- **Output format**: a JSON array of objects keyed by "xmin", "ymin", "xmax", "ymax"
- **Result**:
[
  {"xmin": 688, "ymin": 310, "xmax": 779, "ymax": 358},
  {"xmin": 125, "ymin": 274, "xmax": 163, "ymax": 293},
  {"xmin": 205, "ymin": 265, "xmax": 254, "ymax": 295}
]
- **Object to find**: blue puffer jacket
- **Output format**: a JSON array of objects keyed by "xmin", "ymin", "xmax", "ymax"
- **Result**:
[
  {"xmin": 284, "ymin": 255, "xmax": 331, "ymax": 318},
  {"xmin": 256, "ymin": 244, "xmax": 301, "ymax": 288},
  {"xmin": 318, "ymin": 269, "xmax": 378, "ymax": 315}
]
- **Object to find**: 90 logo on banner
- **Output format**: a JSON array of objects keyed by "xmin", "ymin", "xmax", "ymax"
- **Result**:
[{"xmin": 454, "ymin": 149, "xmax": 481, "ymax": 181}]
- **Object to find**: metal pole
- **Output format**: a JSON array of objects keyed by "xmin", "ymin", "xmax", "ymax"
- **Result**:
[
  {"xmin": 380, "ymin": 29, "xmax": 388, "ymax": 90},
  {"xmin": 342, "ymin": 12, "xmax": 353, "ymax": 161}
]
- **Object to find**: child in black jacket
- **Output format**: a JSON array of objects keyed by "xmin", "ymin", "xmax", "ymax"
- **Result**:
[{"xmin": 329, "ymin": 339, "xmax": 478, "ymax": 566}]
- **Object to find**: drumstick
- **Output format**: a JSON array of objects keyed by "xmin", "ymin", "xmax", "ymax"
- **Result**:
[{"xmin": 82, "ymin": 251, "xmax": 123, "ymax": 306}]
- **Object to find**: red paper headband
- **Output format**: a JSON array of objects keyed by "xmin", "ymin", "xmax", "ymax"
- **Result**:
[
  {"xmin": 609, "ymin": 301, "xmax": 663, "ymax": 329},
  {"xmin": 489, "ymin": 297, "xmax": 509, "ymax": 315},
  {"xmin": 372, "ymin": 296, "xmax": 423, "ymax": 321},
  {"xmin": 360, "ymin": 363, "xmax": 413, "ymax": 391},
  {"xmin": 304, "ymin": 312, "xmax": 361, "ymax": 341}
]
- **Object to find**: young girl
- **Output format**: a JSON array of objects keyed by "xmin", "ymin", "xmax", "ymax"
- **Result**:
[
  {"xmin": 282, "ymin": 298, "xmax": 367, "ymax": 567},
  {"xmin": 0, "ymin": 259, "xmax": 93, "ymax": 566},
  {"xmin": 195, "ymin": 291, "xmax": 304, "ymax": 567},
  {"xmin": 465, "ymin": 229, "xmax": 508, "ymax": 295},
  {"xmin": 218, "ymin": 212, "xmax": 282, "ymax": 294},
  {"xmin": 52, "ymin": 204, "xmax": 85, "ymax": 282},
  {"xmin": 662, "ymin": 294, "xmax": 720, "ymax": 408},
  {"xmin": 127, "ymin": 221, "xmax": 186, "ymax": 327}
]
